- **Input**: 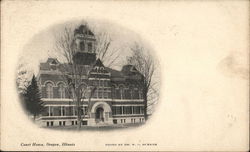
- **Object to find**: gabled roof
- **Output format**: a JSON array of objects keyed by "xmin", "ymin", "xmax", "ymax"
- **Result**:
[
  {"xmin": 93, "ymin": 58, "xmax": 104, "ymax": 67},
  {"xmin": 47, "ymin": 58, "xmax": 59, "ymax": 64},
  {"xmin": 57, "ymin": 64, "xmax": 92, "ymax": 75},
  {"xmin": 40, "ymin": 63, "xmax": 50, "ymax": 70},
  {"xmin": 39, "ymin": 58, "xmax": 143, "ymax": 81},
  {"xmin": 40, "ymin": 58, "xmax": 58, "ymax": 70},
  {"xmin": 121, "ymin": 64, "xmax": 139, "ymax": 75},
  {"xmin": 106, "ymin": 67, "xmax": 124, "ymax": 78},
  {"xmin": 89, "ymin": 58, "xmax": 110, "ymax": 74}
]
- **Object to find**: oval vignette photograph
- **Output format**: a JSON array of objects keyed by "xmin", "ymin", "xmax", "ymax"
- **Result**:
[{"xmin": 16, "ymin": 19, "xmax": 160, "ymax": 130}]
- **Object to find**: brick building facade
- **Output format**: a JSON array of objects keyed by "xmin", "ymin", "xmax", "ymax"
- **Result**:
[{"xmin": 37, "ymin": 25, "xmax": 146, "ymax": 127}]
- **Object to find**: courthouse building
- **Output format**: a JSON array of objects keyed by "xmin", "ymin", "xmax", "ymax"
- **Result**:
[{"xmin": 37, "ymin": 25, "xmax": 146, "ymax": 127}]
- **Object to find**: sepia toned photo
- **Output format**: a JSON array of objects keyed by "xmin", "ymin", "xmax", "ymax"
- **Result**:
[
  {"xmin": 1, "ymin": 0, "xmax": 249, "ymax": 151},
  {"xmin": 16, "ymin": 20, "xmax": 160, "ymax": 130}
]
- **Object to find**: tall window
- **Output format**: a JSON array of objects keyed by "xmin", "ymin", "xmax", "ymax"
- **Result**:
[
  {"xmin": 88, "ymin": 42, "xmax": 93, "ymax": 52},
  {"xmin": 80, "ymin": 108, "xmax": 84, "ymax": 115},
  {"xmin": 61, "ymin": 106, "xmax": 65, "ymax": 116},
  {"xmin": 125, "ymin": 85, "xmax": 134, "ymax": 99},
  {"xmin": 124, "ymin": 106, "xmax": 132, "ymax": 114},
  {"xmin": 116, "ymin": 106, "xmax": 122, "ymax": 115},
  {"xmin": 124, "ymin": 88, "xmax": 130, "ymax": 99},
  {"xmin": 103, "ymin": 89, "xmax": 109, "ymax": 99},
  {"xmin": 68, "ymin": 106, "xmax": 74, "ymax": 116},
  {"xmin": 119, "ymin": 86, "xmax": 125, "ymax": 99},
  {"xmin": 50, "ymin": 107, "xmax": 53, "ymax": 116},
  {"xmin": 111, "ymin": 85, "xmax": 116, "ymax": 99},
  {"xmin": 99, "ymin": 80, "xmax": 102, "ymax": 87},
  {"xmin": 112, "ymin": 107, "xmax": 116, "ymax": 115},
  {"xmin": 130, "ymin": 87, "xmax": 133, "ymax": 99},
  {"xmin": 139, "ymin": 89, "xmax": 143, "ymax": 99},
  {"xmin": 134, "ymin": 88, "xmax": 139, "ymax": 99},
  {"xmin": 93, "ymin": 90, "xmax": 97, "ymax": 98},
  {"xmin": 53, "ymin": 106, "xmax": 61, "ymax": 116},
  {"xmin": 104, "ymin": 81, "xmax": 108, "ymax": 87},
  {"xmin": 46, "ymin": 83, "xmax": 53, "ymax": 98},
  {"xmin": 58, "ymin": 83, "xmax": 65, "ymax": 98},
  {"xmin": 98, "ymin": 88, "xmax": 103, "ymax": 98},
  {"xmin": 80, "ymin": 41, "xmax": 85, "ymax": 51},
  {"xmin": 140, "ymin": 106, "xmax": 144, "ymax": 114},
  {"xmin": 42, "ymin": 107, "xmax": 49, "ymax": 116},
  {"xmin": 133, "ymin": 106, "xmax": 141, "ymax": 114},
  {"xmin": 84, "ymin": 107, "xmax": 88, "ymax": 115},
  {"xmin": 80, "ymin": 84, "xmax": 87, "ymax": 98},
  {"xmin": 107, "ymin": 90, "xmax": 111, "ymax": 98},
  {"xmin": 92, "ymin": 80, "xmax": 98, "ymax": 86},
  {"xmin": 71, "ymin": 91, "xmax": 76, "ymax": 99}
]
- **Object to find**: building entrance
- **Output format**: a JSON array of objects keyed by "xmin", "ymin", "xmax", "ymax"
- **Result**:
[
  {"xmin": 90, "ymin": 101, "xmax": 113, "ymax": 125},
  {"xmin": 95, "ymin": 107, "xmax": 104, "ymax": 122}
]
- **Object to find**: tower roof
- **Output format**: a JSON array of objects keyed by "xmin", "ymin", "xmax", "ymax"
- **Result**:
[{"xmin": 74, "ymin": 25, "xmax": 94, "ymax": 36}]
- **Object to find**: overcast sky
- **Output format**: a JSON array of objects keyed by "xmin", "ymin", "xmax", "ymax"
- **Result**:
[{"xmin": 19, "ymin": 19, "xmax": 154, "ymax": 75}]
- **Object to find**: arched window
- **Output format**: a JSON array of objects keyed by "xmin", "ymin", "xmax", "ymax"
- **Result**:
[
  {"xmin": 80, "ymin": 41, "xmax": 85, "ymax": 51},
  {"xmin": 125, "ymin": 85, "xmax": 134, "ymax": 99},
  {"xmin": 58, "ymin": 83, "xmax": 65, "ymax": 98},
  {"xmin": 46, "ymin": 83, "xmax": 53, "ymax": 98},
  {"xmin": 124, "ymin": 88, "xmax": 130, "ymax": 99},
  {"xmin": 70, "ymin": 90, "xmax": 76, "ymax": 99},
  {"xmin": 134, "ymin": 88, "xmax": 139, "ymax": 99},
  {"xmin": 79, "ymin": 84, "xmax": 87, "ymax": 98},
  {"xmin": 129, "ymin": 87, "xmax": 134, "ymax": 99},
  {"xmin": 139, "ymin": 89, "xmax": 143, "ymax": 99},
  {"xmin": 119, "ymin": 86, "xmax": 125, "ymax": 99}
]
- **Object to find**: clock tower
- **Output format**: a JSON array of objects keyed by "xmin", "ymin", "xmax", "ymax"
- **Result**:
[{"xmin": 72, "ymin": 25, "xmax": 97, "ymax": 65}]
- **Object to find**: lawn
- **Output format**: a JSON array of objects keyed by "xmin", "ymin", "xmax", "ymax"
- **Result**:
[{"xmin": 42, "ymin": 123, "xmax": 144, "ymax": 131}]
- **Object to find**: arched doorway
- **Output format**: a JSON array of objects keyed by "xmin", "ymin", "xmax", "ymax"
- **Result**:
[
  {"xmin": 90, "ymin": 102, "xmax": 113, "ymax": 125},
  {"xmin": 96, "ymin": 107, "xmax": 104, "ymax": 122}
]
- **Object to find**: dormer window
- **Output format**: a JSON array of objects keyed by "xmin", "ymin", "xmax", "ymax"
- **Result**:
[
  {"xmin": 48, "ymin": 58, "xmax": 59, "ymax": 65},
  {"xmin": 130, "ymin": 66, "xmax": 137, "ymax": 73},
  {"xmin": 51, "ymin": 60, "xmax": 57, "ymax": 65},
  {"xmin": 48, "ymin": 59, "xmax": 59, "ymax": 70}
]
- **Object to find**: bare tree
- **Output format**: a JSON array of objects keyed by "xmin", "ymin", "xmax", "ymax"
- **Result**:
[
  {"xmin": 16, "ymin": 62, "xmax": 32, "ymax": 94},
  {"xmin": 127, "ymin": 42, "xmax": 159, "ymax": 120},
  {"xmin": 52, "ymin": 24, "xmax": 118, "ymax": 129},
  {"xmin": 95, "ymin": 32, "xmax": 121, "ymax": 68},
  {"xmin": 52, "ymin": 25, "xmax": 89, "ymax": 129}
]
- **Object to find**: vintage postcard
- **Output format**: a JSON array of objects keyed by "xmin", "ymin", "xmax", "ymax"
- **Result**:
[{"xmin": 1, "ymin": 0, "xmax": 249, "ymax": 151}]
